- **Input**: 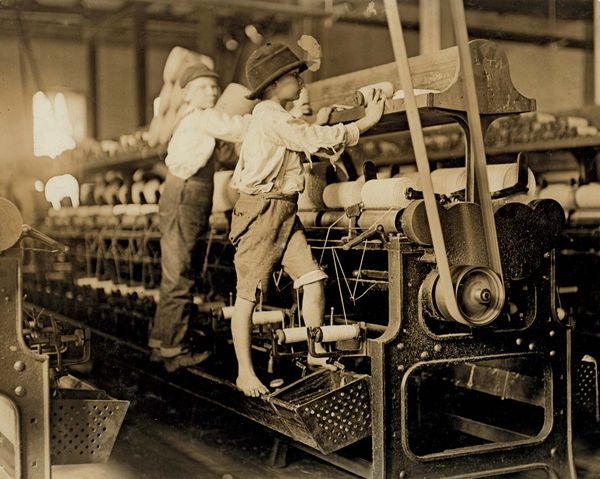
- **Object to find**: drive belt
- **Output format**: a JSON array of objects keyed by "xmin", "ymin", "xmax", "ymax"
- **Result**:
[{"xmin": 383, "ymin": 0, "xmax": 504, "ymax": 324}]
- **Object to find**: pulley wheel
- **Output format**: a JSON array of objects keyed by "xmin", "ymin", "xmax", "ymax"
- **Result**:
[
  {"xmin": 0, "ymin": 198, "xmax": 23, "ymax": 252},
  {"xmin": 427, "ymin": 265, "xmax": 505, "ymax": 326}
]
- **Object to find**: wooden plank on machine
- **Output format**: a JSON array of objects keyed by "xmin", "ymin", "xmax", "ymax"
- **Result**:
[{"xmin": 305, "ymin": 39, "xmax": 534, "ymax": 116}]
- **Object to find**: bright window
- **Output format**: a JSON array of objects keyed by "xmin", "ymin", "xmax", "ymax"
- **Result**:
[{"xmin": 33, "ymin": 90, "xmax": 87, "ymax": 159}]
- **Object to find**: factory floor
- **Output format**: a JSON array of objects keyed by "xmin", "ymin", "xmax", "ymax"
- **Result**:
[
  {"xmin": 51, "ymin": 359, "xmax": 360, "ymax": 479},
  {"xmin": 50, "ymin": 345, "xmax": 600, "ymax": 479},
  {"xmin": 52, "ymin": 404, "xmax": 355, "ymax": 479}
]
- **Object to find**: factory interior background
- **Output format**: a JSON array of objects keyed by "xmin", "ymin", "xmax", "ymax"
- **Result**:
[{"xmin": 2, "ymin": 0, "xmax": 600, "ymax": 478}]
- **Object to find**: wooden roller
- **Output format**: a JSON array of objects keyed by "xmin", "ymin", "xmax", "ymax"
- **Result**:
[
  {"xmin": 314, "ymin": 324, "xmax": 360, "ymax": 342},
  {"xmin": 275, "ymin": 327, "xmax": 308, "ymax": 345},
  {"xmin": 221, "ymin": 306, "xmax": 285, "ymax": 326},
  {"xmin": 275, "ymin": 324, "xmax": 360, "ymax": 344}
]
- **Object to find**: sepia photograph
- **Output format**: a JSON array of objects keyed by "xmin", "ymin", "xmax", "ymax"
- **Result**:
[{"xmin": 0, "ymin": 0, "xmax": 598, "ymax": 477}]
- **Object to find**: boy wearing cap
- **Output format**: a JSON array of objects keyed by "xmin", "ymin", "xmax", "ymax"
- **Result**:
[
  {"xmin": 230, "ymin": 43, "xmax": 385, "ymax": 396},
  {"xmin": 149, "ymin": 64, "xmax": 251, "ymax": 372}
]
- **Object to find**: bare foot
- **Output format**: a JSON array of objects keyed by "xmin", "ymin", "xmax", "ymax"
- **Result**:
[
  {"xmin": 236, "ymin": 373, "xmax": 269, "ymax": 397},
  {"xmin": 308, "ymin": 354, "xmax": 337, "ymax": 371}
]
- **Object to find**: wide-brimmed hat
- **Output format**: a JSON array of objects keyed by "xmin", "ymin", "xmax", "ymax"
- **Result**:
[
  {"xmin": 245, "ymin": 43, "xmax": 308, "ymax": 100},
  {"xmin": 179, "ymin": 64, "xmax": 219, "ymax": 88}
]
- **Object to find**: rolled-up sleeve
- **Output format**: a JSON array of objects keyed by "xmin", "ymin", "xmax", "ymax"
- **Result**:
[
  {"xmin": 344, "ymin": 122, "xmax": 360, "ymax": 147},
  {"xmin": 266, "ymin": 114, "xmax": 358, "ymax": 155},
  {"xmin": 195, "ymin": 110, "xmax": 251, "ymax": 143}
]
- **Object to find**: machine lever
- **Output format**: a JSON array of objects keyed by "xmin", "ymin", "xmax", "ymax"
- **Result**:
[
  {"xmin": 342, "ymin": 225, "xmax": 386, "ymax": 250},
  {"xmin": 22, "ymin": 225, "xmax": 70, "ymax": 254}
]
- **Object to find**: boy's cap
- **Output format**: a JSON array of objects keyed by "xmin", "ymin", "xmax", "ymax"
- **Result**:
[
  {"xmin": 245, "ymin": 43, "xmax": 307, "ymax": 100},
  {"xmin": 179, "ymin": 64, "xmax": 219, "ymax": 88}
]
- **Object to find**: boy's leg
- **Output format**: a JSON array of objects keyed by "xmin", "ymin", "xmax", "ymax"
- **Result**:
[
  {"xmin": 231, "ymin": 296, "xmax": 269, "ymax": 397},
  {"xmin": 230, "ymin": 196, "xmax": 297, "ymax": 395},
  {"xmin": 151, "ymin": 175, "xmax": 213, "ymax": 370},
  {"xmin": 301, "ymin": 280, "xmax": 337, "ymax": 370},
  {"xmin": 281, "ymin": 227, "xmax": 334, "ymax": 369}
]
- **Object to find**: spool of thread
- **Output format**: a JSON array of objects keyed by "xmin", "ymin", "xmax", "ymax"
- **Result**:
[
  {"xmin": 323, "ymin": 181, "xmax": 363, "ymax": 209},
  {"xmin": 131, "ymin": 181, "xmax": 145, "ymax": 204},
  {"xmin": 298, "ymin": 162, "xmax": 330, "ymax": 210},
  {"xmin": 222, "ymin": 307, "xmax": 285, "ymax": 325},
  {"xmin": 103, "ymin": 181, "xmax": 123, "ymax": 205},
  {"xmin": 353, "ymin": 81, "xmax": 395, "ymax": 106},
  {"xmin": 125, "ymin": 204, "xmax": 142, "ymax": 216},
  {"xmin": 357, "ymin": 209, "xmax": 403, "ymax": 232},
  {"xmin": 132, "ymin": 168, "xmax": 145, "ymax": 183},
  {"xmin": 575, "ymin": 183, "xmax": 600, "ymax": 208},
  {"xmin": 143, "ymin": 179, "xmax": 161, "ymax": 204},
  {"xmin": 298, "ymin": 211, "xmax": 320, "ymax": 228},
  {"xmin": 140, "ymin": 204, "xmax": 159, "ymax": 215},
  {"xmin": 361, "ymin": 178, "xmax": 416, "ymax": 209},
  {"xmin": 221, "ymin": 305, "xmax": 235, "ymax": 319},
  {"xmin": 567, "ymin": 116, "xmax": 588, "ymax": 129},
  {"xmin": 252, "ymin": 310, "xmax": 285, "ymax": 325},
  {"xmin": 570, "ymin": 209, "xmax": 600, "ymax": 224},
  {"xmin": 486, "ymin": 163, "xmax": 535, "ymax": 196},
  {"xmin": 429, "ymin": 164, "xmax": 536, "ymax": 197},
  {"xmin": 275, "ymin": 327, "xmax": 308, "ymax": 344},
  {"xmin": 93, "ymin": 182, "xmax": 107, "ymax": 205},
  {"xmin": 320, "ymin": 211, "xmax": 350, "ymax": 229},
  {"xmin": 316, "ymin": 324, "xmax": 360, "ymax": 342},
  {"xmin": 537, "ymin": 183, "xmax": 576, "ymax": 211},
  {"xmin": 118, "ymin": 183, "xmax": 132, "ymax": 205},
  {"xmin": 112, "ymin": 204, "xmax": 128, "ymax": 216},
  {"xmin": 430, "ymin": 168, "xmax": 465, "ymax": 195},
  {"xmin": 212, "ymin": 170, "xmax": 235, "ymax": 212},
  {"xmin": 80, "ymin": 183, "xmax": 95, "ymax": 206}
]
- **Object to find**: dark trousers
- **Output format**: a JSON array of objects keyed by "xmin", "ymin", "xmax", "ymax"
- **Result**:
[{"xmin": 149, "ymin": 172, "xmax": 213, "ymax": 356}]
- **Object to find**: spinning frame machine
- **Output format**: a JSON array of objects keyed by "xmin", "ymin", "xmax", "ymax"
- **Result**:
[
  {"xmin": 9, "ymin": 1, "xmax": 582, "ymax": 477},
  {"xmin": 0, "ymin": 199, "xmax": 129, "ymax": 479}
]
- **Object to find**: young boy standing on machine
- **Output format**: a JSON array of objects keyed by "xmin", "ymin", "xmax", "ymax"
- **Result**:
[{"xmin": 230, "ymin": 42, "xmax": 385, "ymax": 396}]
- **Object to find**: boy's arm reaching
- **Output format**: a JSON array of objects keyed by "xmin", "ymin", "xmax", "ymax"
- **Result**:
[
  {"xmin": 267, "ymin": 88, "xmax": 385, "ymax": 155},
  {"xmin": 195, "ymin": 109, "xmax": 252, "ymax": 143}
]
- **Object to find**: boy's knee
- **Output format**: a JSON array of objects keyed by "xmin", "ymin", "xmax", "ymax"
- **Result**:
[
  {"xmin": 301, "ymin": 279, "xmax": 325, "ymax": 299},
  {"xmin": 232, "ymin": 297, "xmax": 256, "ymax": 320},
  {"xmin": 293, "ymin": 269, "xmax": 327, "ymax": 290}
]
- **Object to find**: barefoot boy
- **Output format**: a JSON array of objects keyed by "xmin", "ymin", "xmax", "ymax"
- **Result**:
[{"xmin": 230, "ymin": 42, "xmax": 384, "ymax": 396}]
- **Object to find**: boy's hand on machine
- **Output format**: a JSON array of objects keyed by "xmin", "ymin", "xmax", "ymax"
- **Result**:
[
  {"xmin": 355, "ymin": 88, "xmax": 385, "ymax": 132},
  {"xmin": 364, "ymin": 88, "xmax": 385, "ymax": 123},
  {"xmin": 315, "ymin": 106, "xmax": 333, "ymax": 125}
]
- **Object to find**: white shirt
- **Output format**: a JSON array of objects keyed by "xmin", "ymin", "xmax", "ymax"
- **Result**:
[
  {"xmin": 232, "ymin": 100, "xmax": 360, "ymax": 195},
  {"xmin": 165, "ymin": 106, "xmax": 251, "ymax": 180}
]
